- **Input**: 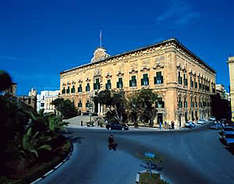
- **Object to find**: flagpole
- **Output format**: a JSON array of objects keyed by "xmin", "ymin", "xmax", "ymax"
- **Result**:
[{"xmin": 100, "ymin": 30, "xmax": 102, "ymax": 48}]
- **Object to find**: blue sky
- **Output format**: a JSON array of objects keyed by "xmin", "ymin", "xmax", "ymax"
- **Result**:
[{"xmin": 0, "ymin": 0, "xmax": 233, "ymax": 95}]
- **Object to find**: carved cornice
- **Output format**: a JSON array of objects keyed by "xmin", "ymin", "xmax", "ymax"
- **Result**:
[
  {"xmin": 140, "ymin": 66, "xmax": 150, "ymax": 72},
  {"xmin": 153, "ymin": 63, "xmax": 164, "ymax": 70},
  {"xmin": 86, "ymin": 78, "xmax": 91, "ymax": 82},
  {"xmin": 105, "ymin": 72, "xmax": 112, "ymax": 79},
  {"xmin": 116, "ymin": 71, "xmax": 124, "ymax": 77},
  {"xmin": 129, "ymin": 69, "xmax": 138, "ymax": 74}
]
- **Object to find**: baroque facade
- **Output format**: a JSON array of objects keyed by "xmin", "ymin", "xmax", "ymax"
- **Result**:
[
  {"xmin": 60, "ymin": 38, "xmax": 216, "ymax": 128},
  {"xmin": 227, "ymin": 56, "xmax": 234, "ymax": 121}
]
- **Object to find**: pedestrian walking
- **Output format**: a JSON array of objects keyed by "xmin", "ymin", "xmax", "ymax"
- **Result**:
[
  {"xmin": 171, "ymin": 121, "xmax": 175, "ymax": 129},
  {"xmin": 108, "ymin": 135, "xmax": 117, "ymax": 151},
  {"xmin": 159, "ymin": 121, "xmax": 162, "ymax": 129},
  {"xmin": 164, "ymin": 121, "xmax": 167, "ymax": 129},
  {"xmin": 81, "ymin": 121, "xmax": 83, "ymax": 126}
]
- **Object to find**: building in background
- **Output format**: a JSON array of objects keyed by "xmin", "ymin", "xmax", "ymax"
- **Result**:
[
  {"xmin": 37, "ymin": 90, "xmax": 60, "ymax": 113},
  {"xmin": 60, "ymin": 38, "xmax": 216, "ymax": 128},
  {"xmin": 18, "ymin": 88, "xmax": 37, "ymax": 110},
  {"xmin": 216, "ymin": 84, "xmax": 230, "ymax": 100},
  {"xmin": 227, "ymin": 56, "xmax": 234, "ymax": 121}
]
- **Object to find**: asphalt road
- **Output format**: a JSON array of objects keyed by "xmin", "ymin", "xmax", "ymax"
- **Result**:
[{"xmin": 37, "ymin": 127, "xmax": 234, "ymax": 184}]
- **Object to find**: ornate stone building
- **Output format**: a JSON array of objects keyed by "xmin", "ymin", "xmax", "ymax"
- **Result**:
[
  {"xmin": 227, "ymin": 56, "xmax": 234, "ymax": 121},
  {"xmin": 60, "ymin": 38, "xmax": 216, "ymax": 127}
]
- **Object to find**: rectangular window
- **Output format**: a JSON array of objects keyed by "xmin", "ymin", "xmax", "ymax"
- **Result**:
[
  {"xmin": 94, "ymin": 79, "xmax": 100, "ymax": 90},
  {"xmin": 117, "ymin": 78, "xmax": 123, "ymax": 88},
  {"xmin": 86, "ymin": 101, "xmax": 90, "ymax": 108},
  {"xmin": 62, "ymin": 88, "xmax": 65, "ymax": 94},
  {"xmin": 66, "ymin": 87, "xmax": 70, "ymax": 93},
  {"xmin": 129, "ymin": 76, "xmax": 137, "ymax": 87},
  {"xmin": 78, "ymin": 84, "xmax": 82, "ymax": 92},
  {"xmin": 178, "ymin": 72, "xmax": 182, "ymax": 84},
  {"xmin": 184, "ymin": 98, "xmax": 187, "ymax": 108},
  {"xmin": 184, "ymin": 74, "xmax": 188, "ymax": 86},
  {"xmin": 78, "ymin": 101, "xmax": 82, "ymax": 107},
  {"xmin": 86, "ymin": 83, "xmax": 90, "ymax": 91},
  {"xmin": 154, "ymin": 72, "xmax": 163, "ymax": 84},
  {"xmin": 190, "ymin": 77, "xmax": 193, "ymax": 88},
  {"xmin": 141, "ymin": 74, "xmax": 149, "ymax": 86},
  {"xmin": 106, "ymin": 79, "xmax": 111, "ymax": 90},
  {"xmin": 157, "ymin": 98, "xmax": 164, "ymax": 108},
  {"xmin": 195, "ymin": 82, "xmax": 197, "ymax": 88},
  {"xmin": 178, "ymin": 97, "xmax": 182, "ymax": 108},
  {"xmin": 71, "ymin": 86, "xmax": 75, "ymax": 93}
]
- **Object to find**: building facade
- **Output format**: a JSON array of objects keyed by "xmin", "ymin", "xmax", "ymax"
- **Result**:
[
  {"xmin": 227, "ymin": 56, "xmax": 234, "ymax": 121},
  {"xmin": 37, "ymin": 90, "xmax": 60, "ymax": 113},
  {"xmin": 216, "ymin": 84, "xmax": 230, "ymax": 100},
  {"xmin": 60, "ymin": 39, "xmax": 216, "ymax": 127},
  {"xmin": 18, "ymin": 88, "xmax": 37, "ymax": 110}
]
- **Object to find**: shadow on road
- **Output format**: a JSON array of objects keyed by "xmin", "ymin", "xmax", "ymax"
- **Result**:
[
  {"xmin": 225, "ymin": 147, "xmax": 234, "ymax": 155},
  {"xmin": 68, "ymin": 136, "xmax": 85, "ymax": 144}
]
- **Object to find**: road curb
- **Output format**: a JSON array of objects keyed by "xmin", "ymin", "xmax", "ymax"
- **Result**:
[{"xmin": 30, "ymin": 140, "xmax": 74, "ymax": 184}]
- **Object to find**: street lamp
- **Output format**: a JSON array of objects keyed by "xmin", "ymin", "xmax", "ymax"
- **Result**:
[{"xmin": 88, "ymin": 102, "xmax": 93, "ymax": 125}]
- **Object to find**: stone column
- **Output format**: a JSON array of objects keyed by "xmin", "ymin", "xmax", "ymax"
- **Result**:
[{"xmin": 98, "ymin": 103, "xmax": 101, "ymax": 115}]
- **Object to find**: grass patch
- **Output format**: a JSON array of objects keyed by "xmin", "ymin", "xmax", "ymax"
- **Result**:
[{"xmin": 139, "ymin": 172, "xmax": 169, "ymax": 184}]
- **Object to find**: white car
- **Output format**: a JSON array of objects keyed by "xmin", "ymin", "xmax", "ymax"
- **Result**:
[
  {"xmin": 197, "ymin": 119, "xmax": 206, "ymax": 124},
  {"xmin": 209, "ymin": 117, "xmax": 216, "ymax": 121}
]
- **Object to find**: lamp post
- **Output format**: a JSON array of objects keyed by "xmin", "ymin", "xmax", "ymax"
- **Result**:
[{"xmin": 89, "ymin": 102, "xmax": 93, "ymax": 125}]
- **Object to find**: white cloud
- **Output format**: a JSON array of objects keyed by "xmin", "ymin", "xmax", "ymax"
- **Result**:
[{"xmin": 156, "ymin": 0, "xmax": 200, "ymax": 26}]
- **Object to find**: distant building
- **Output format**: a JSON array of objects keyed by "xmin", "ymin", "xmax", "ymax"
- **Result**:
[
  {"xmin": 227, "ymin": 56, "xmax": 234, "ymax": 121},
  {"xmin": 37, "ymin": 90, "xmax": 60, "ymax": 113},
  {"xmin": 216, "ymin": 84, "xmax": 230, "ymax": 100},
  {"xmin": 18, "ymin": 88, "xmax": 37, "ymax": 110}
]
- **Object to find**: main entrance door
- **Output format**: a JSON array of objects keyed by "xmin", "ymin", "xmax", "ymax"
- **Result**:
[{"xmin": 157, "ymin": 113, "xmax": 163, "ymax": 124}]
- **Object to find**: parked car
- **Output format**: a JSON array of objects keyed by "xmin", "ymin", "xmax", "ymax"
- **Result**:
[
  {"xmin": 209, "ymin": 123, "xmax": 223, "ymax": 130},
  {"xmin": 208, "ymin": 117, "xmax": 216, "ymax": 121},
  {"xmin": 185, "ymin": 121, "xmax": 196, "ymax": 128},
  {"xmin": 219, "ymin": 131, "xmax": 234, "ymax": 147},
  {"xmin": 197, "ymin": 119, "xmax": 206, "ymax": 124},
  {"xmin": 106, "ymin": 122, "xmax": 129, "ymax": 130},
  {"xmin": 219, "ymin": 126, "xmax": 234, "ymax": 138}
]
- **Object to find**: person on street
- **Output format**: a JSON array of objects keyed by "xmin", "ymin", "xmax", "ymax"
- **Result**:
[
  {"xmin": 108, "ymin": 135, "xmax": 117, "ymax": 151},
  {"xmin": 171, "ymin": 121, "xmax": 175, "ymax": 129}
]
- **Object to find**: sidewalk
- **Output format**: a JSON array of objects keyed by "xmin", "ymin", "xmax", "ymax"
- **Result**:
[{"xmin": 66, "ymin": 123, "xmax": 186, "ymax": 132}]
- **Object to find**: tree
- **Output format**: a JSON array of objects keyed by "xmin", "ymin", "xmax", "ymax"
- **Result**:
[
  {"xmin": 94, "ymin": 90, "xmax": 128, "ymax": 123},
  {"xmin": 51, "ymin": 98, "xmax": 78, "ymax": 119},
  {"xmin": 127, "ymin": 89, "xmax": 159, "ymax": 127},
  {"xmin": 0, "ymin": 70, "xmax": 12, "ymax": 92}
]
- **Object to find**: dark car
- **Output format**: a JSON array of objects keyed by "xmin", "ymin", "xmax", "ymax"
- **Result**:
[
  {"xmin": 106, "ymin": 123, "xmax": 129, "ymax": 130},
  {"xmin": 209, "ymin": 123, "xmax": 223, "ymax": 130},
  {"xmin": 185, "ymin": 121, "xmax": 196, "ymax": 128}
]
